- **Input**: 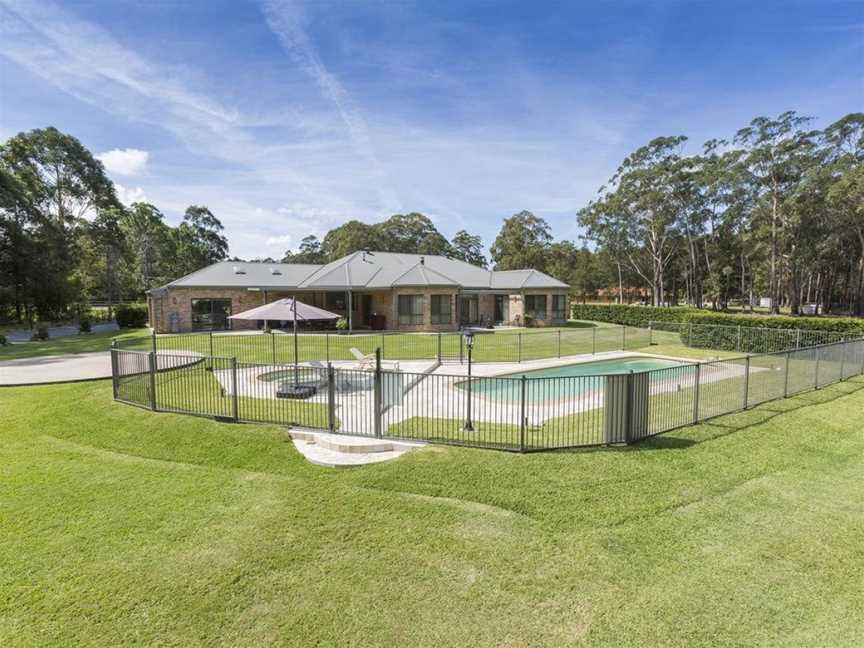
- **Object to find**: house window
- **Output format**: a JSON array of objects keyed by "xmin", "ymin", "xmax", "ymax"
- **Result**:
[
  {"xmin": 398, "ymin": 294, "xmax": 424, "ymax": 325},
  {"xmin": 552, "ymin": 294, "xmax": 567, "ymax": 320},
  {"xmin": 431, "ymin": 295, "xmax": 451, "ymax": 324},
  {"xmin": 191, "ymin": 298, "xmax": 232, "ymax": 330},
  {"xmin": 524, "ymin": 295, "xmax": 547, "ymax": 320},
  {"xmin": 325, "ymin": 292, "xmax": 347, "ymax": 311}
]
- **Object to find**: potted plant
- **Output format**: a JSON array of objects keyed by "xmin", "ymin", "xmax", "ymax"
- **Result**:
[{"xmin": 336, "ymin": 317, "xmax": 349, "ymax": 334}]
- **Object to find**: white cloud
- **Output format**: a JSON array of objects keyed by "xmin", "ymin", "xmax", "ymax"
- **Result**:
[
  {"xmin": 97, "ymin": 148, "xmax": 149, "ymax": 176},
  {"xmin": 115, "ymin": 184, "xmax": 147, "ymax": 205},
  {"xmin": 265, "ymin": 233, "xmax": 293, "ymax": 248}
]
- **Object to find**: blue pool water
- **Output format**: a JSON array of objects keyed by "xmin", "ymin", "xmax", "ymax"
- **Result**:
[{"xmin": 461, "ymin": 356, "xmax": 690, "ymax": 402}]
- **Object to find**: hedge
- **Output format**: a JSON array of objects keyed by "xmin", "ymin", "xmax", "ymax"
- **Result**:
[
  {"xmin": 570, "ymin": 304, "xmax": 693, "ymax": 328},
  {"xmin": 682, "ymin": 311, "xmax": 864, "ymax": 335},
  {"xmin": 115, "ymin": 304, "xmax": 148, "ymax": 328},
  {"xmin": 570, "ymin": 303, "xmax": 864, "ymax": 335}
]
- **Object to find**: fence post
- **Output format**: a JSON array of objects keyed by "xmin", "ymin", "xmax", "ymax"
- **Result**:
[
  {"xmin": 437, "ymin": 332, "xmax": 442, "ymax": 362},
  {"xmin": 592, "ymin": 327, "xmax": 596, "ymax": 355},
  {"xmin": 557, "ymin": 329, "xmax": 561, "ymax": 358},
  {"xmin": 209, "ymin": 329, "xmax": 214, "ymax": 359},
  {"xmin": 622, "ymin": 326, "xmax": 626, "ymax": 350},
  {"xmin": 736, "ymin": 326, "xmax": 742, "ymax": 353},
  {"xmin": 624, "ymin": 371, "xmax": 634, "ymax": 444},
  {"xmin": 796, "ymin": 329, "xmax": 801, "ymax": 349},
  {"xmin": 148, "ymin": 351, "xmax": 157, "ymax": 411},
  {"xmin": 518, "ymin": 333, "xmax": 522, "ymax": 363},
  {"xmin": 742, "ymin": 355, "xmax": 750, "ymax": 410},
  {"xmin": 231, "ymin": 357, "xmax": 239, "ymax": 421},
  {"xmin": 649, "ymin": 323, "xmax": 653, "ymax": 345},
  {"xmin": 381, "ymin": 333, "xmax": 386, "ymax": 359},
  {"xmin": 839, "ymin": 342, "xmax": 846, "ymax": 381},
  {"xmin": 460, "ymin": 334, "xmax": 464, "ymax": 364},
  {"xmin": 110, "ymin": 341, "xmax": 119, "ymax": 399},
  {"xmin": 151, "ymin": 329, "xmax": 157, "ymax": 355},
  {"xmin": 327, "ymin": 363, "xmax": 336, "ymax": 432},
  {"xmin": 519, "ymin": 375, "xmax": 527, "ymax": 453},
  {"xmin": 373, "ymin": 348, "xmax": 383, "ymax": 438},
  {"xmin": 692, "ymin": 363, "xmax": 701, "ymax": 424},
  {"xmin": 814, "ymin": 346, "xmax": 821, "ymax": 389},
  {"xmin": 783, "ymin": 351, "xmax": 791, "ymax": 398}
]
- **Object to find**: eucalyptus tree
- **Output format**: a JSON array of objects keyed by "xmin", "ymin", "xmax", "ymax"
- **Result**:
[
  {"xmin": 578, "ymin": 136, "xmax": 690, "ymax": 306},
  {"xmin": 121, "ymin": 202, "xmax": 175, "ymax": 291},
  {"xmin": 490, "ymin": 210, "xmax": 552, "ymax": 271},
  {"xmin": 733, "ymin": 112, "xmax": 819, "ymax": 313},
  {"xmin": 450, "ymin": 230, "xmax": 487, "ymax": 267},
  {"xmin": 172, "ymin": 205, "xmax": 229, "ymax": 277},
  {"xmin": 0, "ymin": 127, "xmax": 119, "ymax": 318}
]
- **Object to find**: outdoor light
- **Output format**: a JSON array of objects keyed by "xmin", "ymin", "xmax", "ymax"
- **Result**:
[{"xmin": 463, "ymin": 330, "xmax": 475, "ymax": 432}]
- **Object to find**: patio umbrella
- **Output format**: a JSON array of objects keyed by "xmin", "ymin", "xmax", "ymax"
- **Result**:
[{"xmin": 229, "ymin": 297, "xmax": 340, "ymax": 387}]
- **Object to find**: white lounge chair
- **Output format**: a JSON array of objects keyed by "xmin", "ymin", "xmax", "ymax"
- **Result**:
[{"xmin": 349, "ymin": 347, "xmax": 400, "ymax": 371}]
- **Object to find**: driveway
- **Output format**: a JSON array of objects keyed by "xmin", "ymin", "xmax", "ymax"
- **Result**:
[
  {"xmin": 5, "ymin": 321, "xmax": 119, "ymax": 343},
  {"xmin": 0, "ymin": 352, "xmax": 111, "ymax": 386}
]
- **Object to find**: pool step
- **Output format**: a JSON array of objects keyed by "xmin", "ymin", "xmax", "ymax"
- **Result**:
[{"xmin": 289, "ymin": 429, "xmax": 424, "ymax": 467}]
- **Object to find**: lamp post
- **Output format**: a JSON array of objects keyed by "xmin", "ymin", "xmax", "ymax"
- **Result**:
[{"xmin": 464, "ymin": 330, "xmax": 475, "ymax": 432}]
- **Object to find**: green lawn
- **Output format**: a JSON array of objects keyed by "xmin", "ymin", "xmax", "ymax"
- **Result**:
[
  {"xmin": 114, "ymin": 323, "xmax": 647, "ymax": 366},
  {"xmin": 0, "ymin": 328, "xmax": 150, "ymax": 360},
  {"xmin": 2, "ymin": 377, "xmax": 863, "ymax": 646}
]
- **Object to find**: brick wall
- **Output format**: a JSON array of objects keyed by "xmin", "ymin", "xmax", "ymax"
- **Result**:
[{"xmin": 149, "ymin": 288, "xmax": 266, "ymax": 333}]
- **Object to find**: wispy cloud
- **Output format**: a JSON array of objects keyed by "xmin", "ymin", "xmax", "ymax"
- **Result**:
[{"xmin": 261, "ymin": 0, "xmax": 401, "ymax": 213}]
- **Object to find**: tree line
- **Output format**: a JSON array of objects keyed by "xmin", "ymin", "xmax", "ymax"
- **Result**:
[
  {"xmin": 4, "ymin": 111, "xmax": 861, "ymax": 325},
  {"xmin": 0, "ymin": 128, "xmax": 229, "ymax": 323},
  {"xmin": 578, "ymin": 111, "xmax": 864, "ymax": 315}
]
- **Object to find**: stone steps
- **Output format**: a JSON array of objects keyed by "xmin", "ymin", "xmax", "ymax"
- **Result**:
[{"xmin": 289, "ymin": 429, "xmax": 424, "ymax": 468}]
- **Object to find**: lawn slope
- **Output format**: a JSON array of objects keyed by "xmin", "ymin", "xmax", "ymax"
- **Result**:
[{"xmin": 1, "ymin": 378, "xmax": 862, "ymax": 646}]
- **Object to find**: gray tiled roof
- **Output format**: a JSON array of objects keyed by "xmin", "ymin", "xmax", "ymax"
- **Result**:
[{"xmin": 157, "ymin": 251, "xmax": 569, "ymax": 291}]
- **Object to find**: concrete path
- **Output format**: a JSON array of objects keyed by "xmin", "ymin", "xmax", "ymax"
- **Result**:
[{"xmin": 0, "ymin": 352, "xmax": 111, "ymax": 386}]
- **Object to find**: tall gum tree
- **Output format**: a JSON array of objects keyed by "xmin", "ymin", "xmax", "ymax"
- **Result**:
[{"xmin": 579, "ymin": 136, "xmax": 689, "ymax": 306}]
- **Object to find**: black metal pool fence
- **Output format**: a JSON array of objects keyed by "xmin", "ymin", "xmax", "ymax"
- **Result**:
[{"xmin": 111, "ymin": 324, "xmax": 864, "ymax": 452}]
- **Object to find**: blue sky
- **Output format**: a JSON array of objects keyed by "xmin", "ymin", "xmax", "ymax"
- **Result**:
[{"xmin": 1, "ymin": 0, "xmax": 862, "ymax": 259}]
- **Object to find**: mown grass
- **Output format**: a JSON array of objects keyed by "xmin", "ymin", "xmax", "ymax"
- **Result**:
[
  {"xmin": 115, "ymin": 324, "xmax": 646, "ymax": 365},
  {"xmin": 2, "ymin": 377, "xmax": 863, "ymax": 646},
  {"xmin": 0, "ymin": 327, "xmax": 150, "ymax": 360}
]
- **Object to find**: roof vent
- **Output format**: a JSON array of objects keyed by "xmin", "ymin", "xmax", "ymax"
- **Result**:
[
  {"xmin": 270, "ymin": 267, "xmax": 282, "ymax": 275},
  {"xmin": 232, "ymin": 265, "xmax": 246, "ymax": 275}
]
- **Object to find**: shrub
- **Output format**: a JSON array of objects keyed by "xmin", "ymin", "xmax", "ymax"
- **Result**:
[
  {"xmin": 0, "ymin": 335, "xmax": 7, "ymax": 347},
  {"xmin": 115, "ymin": 304, "xmax": 148, "ymax": 328},
  {"xmin": 30, "ymin": 325, "xmax": 49, "ymax": 341},
  {"xmin": 78, "ymin": 318, "xmax": 92, "ymax": 334},
  {"xmin": 570, "ymin": 304, "xmax": 693, "ymax": 328}
]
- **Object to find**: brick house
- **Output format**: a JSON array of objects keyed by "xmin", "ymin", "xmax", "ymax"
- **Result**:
[{"xmin": 147, "ymin": 251, "xmax": 570, "ymax": 333}]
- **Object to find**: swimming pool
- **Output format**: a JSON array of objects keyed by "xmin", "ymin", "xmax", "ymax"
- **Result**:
[{"xmin": 460, "ymin": 356, "xmax": 691, "ymax": 402}]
